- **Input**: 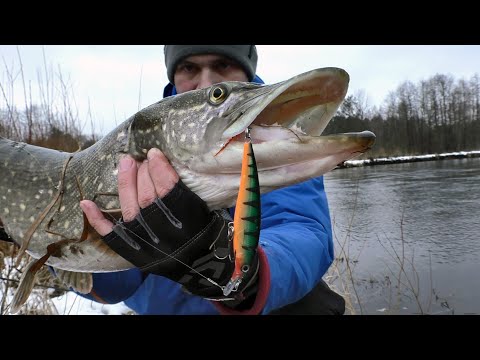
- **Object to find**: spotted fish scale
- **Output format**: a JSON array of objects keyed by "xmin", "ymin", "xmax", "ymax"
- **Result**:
[{"xmin": 0, "ymin": 120, "xmax": 134, "ymax": 272}]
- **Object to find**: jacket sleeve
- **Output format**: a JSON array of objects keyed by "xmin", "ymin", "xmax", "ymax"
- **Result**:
[{"xmin": 215, "ymin": 176, "xmax": 334, "ymax": 315}]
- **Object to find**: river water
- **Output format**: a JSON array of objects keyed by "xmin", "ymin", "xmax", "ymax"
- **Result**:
[{"xmin": 324, "ymin": 158, "xmax": 480, "ymax": 315}]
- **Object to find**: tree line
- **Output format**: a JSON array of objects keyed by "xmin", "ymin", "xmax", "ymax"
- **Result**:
[
  {"xmin": 323, "ymin": 73, "xmax": 480, "ymax": 157},
  {"xmin": 0, "ymin": 57, "xmax": 96, "ymax": 152}
]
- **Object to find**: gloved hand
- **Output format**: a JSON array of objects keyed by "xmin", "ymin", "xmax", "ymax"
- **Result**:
[
  {"xmin": 103, "ymin": 180, "xmax": 259, "ymax": 302},
  {"xmin": 80, "ymin": 149, "xmax": 259, "ymax": 304}
]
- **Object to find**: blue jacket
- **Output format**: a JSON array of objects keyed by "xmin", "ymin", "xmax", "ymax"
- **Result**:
[{"xmin": 81, "ymin": 76, "xmax": 334, "ymax": 314}]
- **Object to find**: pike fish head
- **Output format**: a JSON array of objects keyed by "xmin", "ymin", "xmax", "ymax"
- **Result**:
[
  {"xmin": 128, "ymin": 67, "xmax": 351, "ymax": 161},
  {"xmin": 126, "ymin": 67, "xmax": 375, "ymax": 209}
]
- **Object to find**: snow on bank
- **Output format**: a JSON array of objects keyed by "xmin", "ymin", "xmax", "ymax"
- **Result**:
[
  {"xmin": 2, "ymin": 288, "xmax": 133, "ymax": 315},
  {"xmin": 51, "ymin": 291, "xmax": 133, "ymax": 315},
  {"xmin": 342, "ymin": 150, "xmax": 480, "ymax": 167}
]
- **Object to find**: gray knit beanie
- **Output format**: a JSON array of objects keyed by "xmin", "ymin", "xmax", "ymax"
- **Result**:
[{"xmin": 164, "ymin": 45, "xmax": 258, "ymax": 84}]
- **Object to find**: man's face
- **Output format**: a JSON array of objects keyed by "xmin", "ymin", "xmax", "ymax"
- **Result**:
[{"xmin": 173, "ymin": 54, "xmax": 249, "ymax": 94}]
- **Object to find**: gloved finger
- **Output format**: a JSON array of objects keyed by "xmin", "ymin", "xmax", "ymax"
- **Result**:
[
  {"xmin": 137, "ymin": 160, "xmax": 157, "ymax": 208},
  {"xmin": 79, "ymin": 200, "xmax": 114, "ymax": 236},
  {"xmin": 147, "ymin": 148, "xmax": 179, "ymax": 198},
  {"xmin": 118, "ymin": 155, "xmax": 140, "ymax": 222}
]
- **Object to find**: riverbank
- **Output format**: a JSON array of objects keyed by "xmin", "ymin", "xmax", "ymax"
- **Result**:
[{"xmin": 340, "ymin": 150, "xmax": 480, "ymax": 168}]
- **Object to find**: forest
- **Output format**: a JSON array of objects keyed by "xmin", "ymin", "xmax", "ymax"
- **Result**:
[{"xmin": 324, "ymin": 73, "xmax": 480, "ymax": 158}]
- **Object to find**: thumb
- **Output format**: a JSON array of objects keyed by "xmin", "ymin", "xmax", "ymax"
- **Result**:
[{"xmin": 79, "ymin": 200, "xmax": 114, "ymax": 236}]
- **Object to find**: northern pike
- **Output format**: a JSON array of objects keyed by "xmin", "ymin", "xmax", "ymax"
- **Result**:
[{"xmin": 0, "ymin": 67, "xmax": 375, "ymax": 312}]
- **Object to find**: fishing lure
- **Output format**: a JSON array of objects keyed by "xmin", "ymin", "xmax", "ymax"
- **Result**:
[{"xmin": 223, "ymin": 127, "xmax": 261, "ymax": 297}]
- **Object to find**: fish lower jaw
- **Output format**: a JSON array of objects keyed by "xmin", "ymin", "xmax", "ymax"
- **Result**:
[
  {"xmin": 176, "ymin": 150, "xmax": 365, "ymax": 211},
  {"xmin": 257, "ymin": 152, "xmax": 365, "ymax": 188}
]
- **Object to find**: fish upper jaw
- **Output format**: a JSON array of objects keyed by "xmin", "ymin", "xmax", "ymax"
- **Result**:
[{"xmin": 219, "ymin": 67, "xmax": 350, "ymax": 143}]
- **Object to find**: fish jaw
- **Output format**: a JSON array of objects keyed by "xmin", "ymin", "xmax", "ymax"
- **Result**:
[{"xmin": 179, "ymin": 128, "xmax": 376, "ymax": 210}]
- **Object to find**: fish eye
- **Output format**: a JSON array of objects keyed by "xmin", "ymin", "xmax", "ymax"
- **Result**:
[{"xmin": 208, "ymin": 85, "xmax": 229, "ymax": 105}]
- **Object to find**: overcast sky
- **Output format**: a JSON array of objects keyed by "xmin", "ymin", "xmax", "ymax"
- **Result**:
[{"xmin": 1, "ymin": 45, "xmax": 479, "ymax": 135}]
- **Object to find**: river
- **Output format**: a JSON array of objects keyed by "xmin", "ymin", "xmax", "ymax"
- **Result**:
[{"xmin": 324, "ymin": 158, "xmax": 480, "ymax": 315}]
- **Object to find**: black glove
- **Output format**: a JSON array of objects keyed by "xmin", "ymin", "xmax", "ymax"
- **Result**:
[{"xmin": 102, "ymin": 180, "xmax": 259, "ymax": 304}]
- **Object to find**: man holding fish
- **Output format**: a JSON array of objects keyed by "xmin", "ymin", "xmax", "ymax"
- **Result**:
[{"xmin": 76, "ymin": 45, "xmax": 346, "ymax": 315}]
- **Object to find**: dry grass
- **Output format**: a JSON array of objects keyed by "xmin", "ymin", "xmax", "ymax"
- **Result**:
[
  {"xmin": 325, "ymin": 199, "xmax": 452, "ymax": 315},
  {"xmin": 0, "ymin": 241, "xmax": 69, "ymax": 315},
  {"xmin": 0, "ymin": 47, "xmax": 99, "ymax": 315},
  {"xmin": 324, "ymin": 182, "xmax": 365, "ymax": 315}
]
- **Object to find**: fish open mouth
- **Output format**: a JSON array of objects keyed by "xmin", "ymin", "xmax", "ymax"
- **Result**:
[
  {"xmin": 203, "ymin": 67, "xmax": 375, "ymax": 176},
  {"xmin": 221, "ymin": 67, "xmax": 352, "ymax": 143}
]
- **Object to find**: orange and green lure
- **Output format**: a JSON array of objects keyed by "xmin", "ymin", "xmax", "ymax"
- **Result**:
[{"xmin": 223, "ymin": 127, "xmax": 261, "ymax": 296}]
